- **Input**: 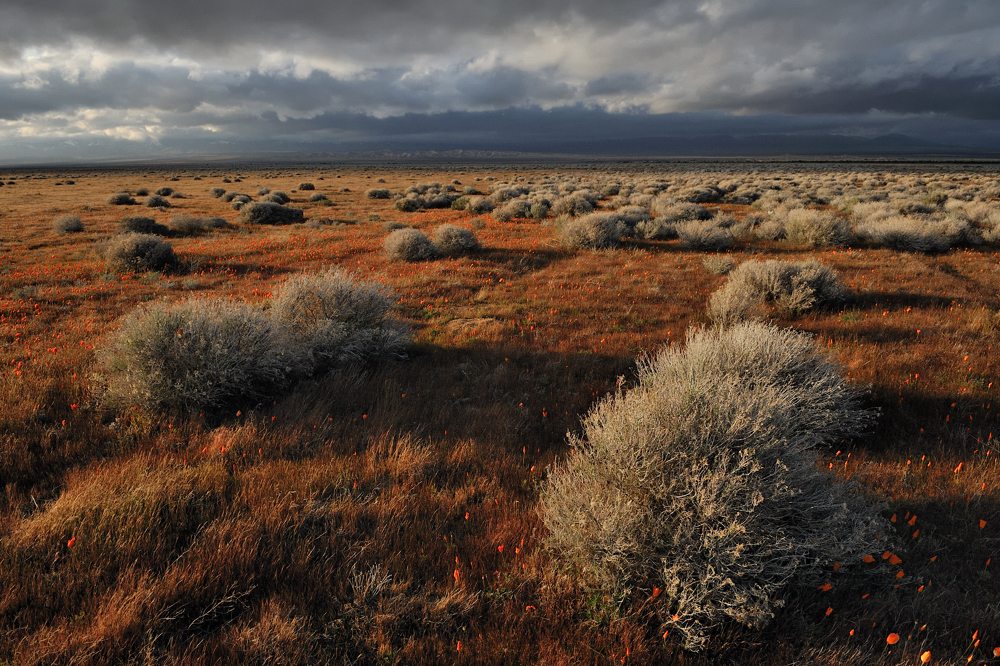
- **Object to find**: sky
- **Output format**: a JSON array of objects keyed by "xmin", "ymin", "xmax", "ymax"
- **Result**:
[{"xmin": 2, "ymin": 0, "xmax": 1000, "ymax": 163}]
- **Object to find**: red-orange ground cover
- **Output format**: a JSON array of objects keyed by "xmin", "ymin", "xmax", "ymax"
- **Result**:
[{"xmin": 0, "ymin": 163, "xmax": 998, "ymax": 664}]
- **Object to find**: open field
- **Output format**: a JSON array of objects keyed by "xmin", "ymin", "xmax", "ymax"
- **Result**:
[{"xmin": 1, "ymin": 161, "xmax": 999, "ymax": 664}]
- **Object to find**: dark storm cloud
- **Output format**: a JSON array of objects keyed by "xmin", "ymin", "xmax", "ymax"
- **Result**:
[{"xmin": 2, "ymin": 0, "xmax": 1000, "ymax": 161}]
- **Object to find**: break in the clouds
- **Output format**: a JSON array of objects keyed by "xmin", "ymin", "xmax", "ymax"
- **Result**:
[{"xmin": 2, "ymin": 0, "xmax": 1000, "ymax": 162}]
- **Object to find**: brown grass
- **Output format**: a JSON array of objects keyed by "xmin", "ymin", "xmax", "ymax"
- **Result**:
[{"xmin": 1, "ymin": 164, "xmax": 999, "ymax": 664}]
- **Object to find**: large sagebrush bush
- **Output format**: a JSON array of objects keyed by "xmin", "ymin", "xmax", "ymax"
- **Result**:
[
  {"xmin": 269, "ymin": 269, "xmax": 408, "ymax": 373},
  {"xmin": 101, "ymin": 300, "xmax": 295, "ymax": 413},
  {"xmin": 384, "ymin": 228, "xmax": 437, "ymax": 261},
  {"xmin": 103, "ymin": 233, "xmax": 176, "ymax": 272},
  {"xmin": 709, "ymin": 260, "xmax": 847, "ymax": 325},
  {"xmin": 541, "ymin": 322, "xmax": 885, "ymax": 650}
]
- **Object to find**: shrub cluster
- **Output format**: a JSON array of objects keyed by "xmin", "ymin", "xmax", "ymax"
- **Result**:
[
  {"xmin": 101, "ymin": 270, "xmax": 408, "ymax": 414},
  {"xmin": 541, "ymin": 322, "xmax": 885, "ymax": 650}
]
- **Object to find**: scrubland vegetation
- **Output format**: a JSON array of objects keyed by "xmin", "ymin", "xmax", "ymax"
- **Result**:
[{"xmin": 1, "ymin": 161, "xmax": 1000, "ymax": 664}]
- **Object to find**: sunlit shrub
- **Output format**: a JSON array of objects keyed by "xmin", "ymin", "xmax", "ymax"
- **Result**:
[
  {"xmin": 492, "ymin": 200, "xmax": 531, "ymax": 223},
  {"xmin": 784, "ymin": 209, "xmax": 850, "ymax": 247},
  {"xmin": 560, "ymin": 213, "xmax": 623, "ymax": 250},
  {"xmin": 101, "ymin": 300, "xmax": 295, "ymax": 412},
  {"xmin": 103, "ymin": 233, "xmax": 176, "ymax": 272},
  {"xmin": 53, "ymin": 215, "xmax": 83, "ymax": 235},
  {"xmin": 709, "ymin": 260, "xmax": 847, "ymax": 325},
  {"xmin": 676, "ymin": 219, "xmax": 734, "ymax": 251},
  {"xmin": 433, "ymin": 225, "xmax": 480, "ymax": 255},
  {"xmin": 146, "ymin": 194, "xmax": 171, "ymax": 208},
  {"xmin": 270, "ymin": 269, "xmax": 408, "ymax": 373},
  {"xmin": 854, "ymin": 216, "xmax": 979, "ymax": 252},
  {"xmin": 541, "ymin": 322, "xmax": 884, "ymax": 650},
  {"xmin": 366, "ymin": 188, "xmax": 391, "ymax": 199},
  {"xmin": 237, "ymin": 202, "xmax": 305, "ymax": 226},
  {"xmin": 108, "ymin": 192, "xmax": 136, "ymax": 206},
  {"xmin": 384, "ymin": 228, "xmax": 437, "ymax": 261}
]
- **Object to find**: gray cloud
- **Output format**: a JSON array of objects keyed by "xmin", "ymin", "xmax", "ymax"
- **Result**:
[{"xmin": 1, "ymin": 0, "xmax": 1000, "ymax": 161}]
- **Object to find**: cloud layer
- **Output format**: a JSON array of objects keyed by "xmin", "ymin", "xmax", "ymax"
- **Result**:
[{"xmin": 2, "ymin": 0, "xmax": 1000, "ymax": 161}]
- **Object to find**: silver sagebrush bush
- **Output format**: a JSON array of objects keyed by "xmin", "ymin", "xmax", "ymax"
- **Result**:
[
  {"xmin": 433, "ymin": 225, "xmax": 480, "ymax": 255},
  {"xmin": 103, "ymin": 233, "xmax": 175, "ymax": 272},
  {"xmin": 559, "ymin": 213, "xmax": 623, "ymax": 250},
  {"xmin": 102, "ymin": 271, "xmax": 408, "ymax": 413},
  {"xmin": 384, "ymin": 228, "xmax": 438, "ymax": 261},
  {"xmin": 269, "ymin": 268, "xmax": 408, "ymax": 373},
  {"xmin": 541, "ymin": 322, "xmax": 885, "ymax": 650},
  {"xmin": 709, "ymin": 259, "xmax": 847, "ymax": 325},
  {"xmin": 102, "ymin": 300, "xmax": 295, "ymax": 412}
]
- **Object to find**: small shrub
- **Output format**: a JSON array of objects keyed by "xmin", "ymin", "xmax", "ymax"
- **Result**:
[
  {"xmin": 146, "ymin": 194, "xmax": 171, "ymax": 208},
  {"xmin": 433, "ymin": 225, "xmax": 480, "ymax": 255},
  {"xmin": 210, "ymin": 187, "xmax": 226, "ymax": 198},
  {"xmin": 384, "ymin": 228, "xmax": 437, "ymax": 261},
  {"xmin": 101, "ymin": 300, "xmax": 294, "ymax": 413},
  {"xmin": 154, "ymin": 187, "xmax": 173, "ymax": 196},
  {"xmin": 168, "ymin": 215, "xmax": 228, "ymax": 235},
  {"xmin": 382, "ymin": 221, "xmax": 407, "ymax": 232},
  {"xmin": 108, "ymin": 192, "xmax": 136, "ymax": 206},
  {"xmin": 309, "ymin": 193, "xmax": 328, "ymax": 202},
  {"xmin": 119, "ymin": 216, "xmax": 169, "ymax": 236},
  {"xmin": 676, "ymin": 219, "xmax": 734, "ymax": 251},
  {"xmin": 702, "ymin": 255, "xmax": 734, "ymax": 275},
  {"xmin": 222, "ymin": 191, "xmax": 247, "ymax": 203},
  {"xmin": 634, "ymin": 217, "xmax": 678, "ymax": 240},
  {"xmin": 529, "ymin": 202, "xmax": 549, "ymax": 219},
  {"xmin": 237, "ymin": 202, "xmax": 305, "ymax": 226},
  {"xmin": 298, "ymin": 182, "xmax": 315, "ymax": 191},
  {"xmin": 650, "ymin": 199, "xmax": 712, "ymax": 222},
  {"xmin": 466, "ymin": 196, "xmax": 494, "ymax": 214},
  {"xmin": 394, "ymin": 197, "xmax": 423, "ymax": 213},
  {"xmin": 103, "ymin": 233, "xmax": 176, "ymax": 272},
  {"xmin": 784, "ymin": 209, "xmax": 850, "ymax": 247},
  {"xmin": 53, "ymin": 215, "xmax": 83, "ymax": 235},
  {"xmin": 492, "ymin": 200, "xmax": 531, "ymax": 223},
  {"xmin": 135, "ymin": 188, "xmax": 149, "ymax": 196},
  {"xmin": 551, "ymin": 195, "xmax": 594, "ymax": 217},
  {"xmin": 709, "ymin": 260, "xmax": 848, "ymax": 325},
  {"xmin": 366, "ymin": 188, "xmax": 391, "ymax": 199},
  {"xmin": 541, "ymin": 322, "xmax": 884, "ymax": 650},
  {"xmin": 560, "ymin": 213, "xmax": 623, "ymax": 250}
]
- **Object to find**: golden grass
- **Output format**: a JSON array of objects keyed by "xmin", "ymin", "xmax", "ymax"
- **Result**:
[{"xmin": 1, "ymin": 164, "xmax": 999, "ymax": 664}]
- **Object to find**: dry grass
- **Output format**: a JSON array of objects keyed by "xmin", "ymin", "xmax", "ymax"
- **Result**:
[{"xmin": 1, "ymin": 163, "xmax": 999, "ymax": 665}]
